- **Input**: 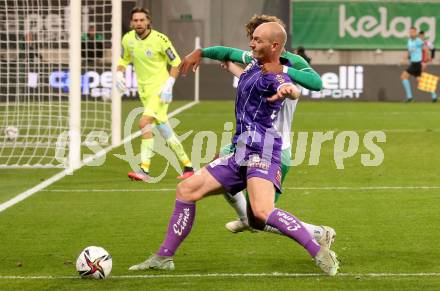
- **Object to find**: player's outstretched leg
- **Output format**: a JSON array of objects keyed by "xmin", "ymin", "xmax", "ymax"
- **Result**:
[
  {"xmin": 129, "ymin": 168, "xmax": 223, "ymax": 271},
  {"xmin": 247, "ymin": 178, "xmax": 339, "ymax": 276},
  {"xmin": 265, "ymin": 208, "xmax": 339, "ymax": 276},
  {"xmin": 223, "ymin": 191, "xmax": 337, "ymax": 248},
  {"xmin": 129, "ymin": 199, "xmax": 196, "ymax": 271},
  {"xmin": 263, "ymin": 223, "xmax": 336, "ymax": 249}
]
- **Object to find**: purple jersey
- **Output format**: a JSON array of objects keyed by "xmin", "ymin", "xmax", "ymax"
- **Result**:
[{"xmin": 232, "ymin": 60, "xmax": 292, "ymax": 163}]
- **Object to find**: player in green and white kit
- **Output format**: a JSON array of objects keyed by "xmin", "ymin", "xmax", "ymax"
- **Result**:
[{"xmin": 197, "ymin": 15, "xmax": 335, "ymax": 247}]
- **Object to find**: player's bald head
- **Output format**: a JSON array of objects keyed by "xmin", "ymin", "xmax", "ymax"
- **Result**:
[{"xmin": 254, "ymin": 22, "xmax": 287, "ymax": 49}]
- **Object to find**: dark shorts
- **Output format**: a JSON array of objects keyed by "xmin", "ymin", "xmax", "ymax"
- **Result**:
[
  {"xmin": 406, "ymin": 62, "xmax": 422, "ymax": 77},
  {"xmin": 206, "ymin": 152, "xmax": 282, "ymax": 195}
]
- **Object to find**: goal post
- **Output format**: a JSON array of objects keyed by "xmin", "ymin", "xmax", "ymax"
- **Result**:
[
  {"xmin": 69, "ymin": 0, "xmax": 82, "ymax": 170},
  {"xmin": 111, "ymin": 0, "xmax": 122, "ymax": 147}
]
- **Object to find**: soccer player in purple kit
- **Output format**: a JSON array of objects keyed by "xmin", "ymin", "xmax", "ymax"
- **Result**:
[{"xmin": 128, "ymin": 22, "xmax": 339, "ymax": 276}]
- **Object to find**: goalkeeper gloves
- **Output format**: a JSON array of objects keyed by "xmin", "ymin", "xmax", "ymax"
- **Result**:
[
  {"xmin": 115, "ymin": 71, "xmax": 127, "ymax": 95},
  {"xmin": 160, "ymin": 77, "xmax": 176, "ymax": 104}
]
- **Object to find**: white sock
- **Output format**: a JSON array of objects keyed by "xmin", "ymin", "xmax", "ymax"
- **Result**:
[
  {"xmin": 223, "ymin": 191, "xmax": 247, "ymax": 223},
  {"xmin": 302, "ymin": 222, "xmax": 324, "ymax": 240},
  {"xmin": 264, "ymin": 225, "xmax": 282, "ymax": 235}
]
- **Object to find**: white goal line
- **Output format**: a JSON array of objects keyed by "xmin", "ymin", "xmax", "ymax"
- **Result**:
[
  {"xmin": 40, "ymin": 185, "xmax": 440, "ymax": 193},
  {"xmin": 1, "ymin": 272, "xmax": 440, "ymax": 280}
]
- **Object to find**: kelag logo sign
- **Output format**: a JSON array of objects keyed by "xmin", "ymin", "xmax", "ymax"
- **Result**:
[{"xmin": 291, "ymin": 1, "xmax": 438, "ymax": 49}]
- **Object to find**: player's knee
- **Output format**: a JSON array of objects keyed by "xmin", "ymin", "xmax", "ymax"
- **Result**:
[
  {"xmin": 139, "ymin": 118, "xmax": 154, "ymax": 138},
  {"xmin": 156, "ymin": 123, "xmax": 173, "ymax": 140},
  {"xmin": 176, "ymin": 181, "xmax": 199, "ymax": 202}
]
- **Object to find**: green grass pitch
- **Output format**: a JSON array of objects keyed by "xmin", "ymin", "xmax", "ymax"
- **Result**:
[{"xmin": 0, "ymin": 100, "xmax": 439, "ymax": 290}]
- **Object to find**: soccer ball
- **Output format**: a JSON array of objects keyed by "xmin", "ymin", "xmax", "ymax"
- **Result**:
[
  {"xmin": 76, "ymin": 246, "xmax": 112, "ymax": 279},
  {"xmin": 4, "ymin": 126, "xmax": 19, "ymax": 140}
]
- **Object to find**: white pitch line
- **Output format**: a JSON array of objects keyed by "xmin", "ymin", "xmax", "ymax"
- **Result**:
[
  {"xmin": 41, "ymin": 185, "xmax": 440, "ymax": 193},
  {"xmin": 0, "ymin": 101, "xmax": 199, "ymax": 214},
  {"xmin": 1, "ymin": 272, "xmax": 440, "ymax": 280}
]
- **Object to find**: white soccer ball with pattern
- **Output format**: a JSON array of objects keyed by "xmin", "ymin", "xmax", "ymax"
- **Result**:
[
  {"xmin": 4, "ymin": 126, "xmax": 19, "ymax": 140},
  {"xmin": 76, "ymin": 246, "xmax": 112, "ymax": 279}
]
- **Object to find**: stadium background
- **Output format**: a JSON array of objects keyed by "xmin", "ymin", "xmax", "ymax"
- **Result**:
[
  {"xmin": 1, "ymin": 0, "xmax": 440, "ymax": 290},
  {"xmin": 136, "ymin": 0, "xmax": 440, "ymax": 102}
]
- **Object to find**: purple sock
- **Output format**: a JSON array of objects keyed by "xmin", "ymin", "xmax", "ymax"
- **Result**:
[
  {"xmin": 266, "ymin": 208, "xmax": 321, "ymax": 257},
  {"xmin": 157, "ymin": 199, "xmax": 196, "ymax": 257}
]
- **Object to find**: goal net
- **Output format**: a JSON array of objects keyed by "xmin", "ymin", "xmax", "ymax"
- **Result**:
[{"xmin": 0, "ymin": 0, "xmax": 120, "ymax": 168}]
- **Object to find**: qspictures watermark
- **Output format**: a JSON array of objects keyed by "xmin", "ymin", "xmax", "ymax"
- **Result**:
[{"xmin": 54, "ymin": 108, "xmax": 386, "ymax": 182}]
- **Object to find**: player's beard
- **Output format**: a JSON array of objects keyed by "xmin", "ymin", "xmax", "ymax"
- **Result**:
[{"xmin": 135, "ymin": 24, "xmax": 151, "ymax": 38}]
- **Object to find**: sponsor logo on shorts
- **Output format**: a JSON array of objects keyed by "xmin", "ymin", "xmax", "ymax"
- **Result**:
[
  {"xmin": 248, "ymin": 154, "xmax": 269, "ymax": 170},
  {"xmin": 248, "ymin": 161, "xmax": 269, "ymax": 170}
]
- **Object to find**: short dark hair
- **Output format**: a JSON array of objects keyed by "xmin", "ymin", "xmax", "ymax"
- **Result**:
[
  {"xmin": 131, "ymin": 7, "xmax": 151, "ymax": 21},
  {"xmin": 419, "ymin": 30, "xmax": 425, "ymax": 35}
]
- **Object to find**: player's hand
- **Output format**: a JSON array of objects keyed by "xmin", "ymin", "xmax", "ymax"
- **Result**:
[
  {"xmin": 160, "ymin": 77, "xmax": 176, "ymax": 104},
  {"xmin": 267, "ymin": 84, "xmax": 300, "ymax": 102},
  {"xmin": 261, "ymin": 63, "xmax": 283, "ymax": 74},
  {"xmin": 179, "ymin": 48, "xmax": 203, "ymax": 76},
  {"xmin": 115, "ymin": 71, "xmax": 127, "ymax": 94}
]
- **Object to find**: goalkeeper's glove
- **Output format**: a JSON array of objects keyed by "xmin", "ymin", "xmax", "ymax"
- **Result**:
[
  {"xmin": 115, "ymin": 71, "xmax": 127, "ymax": 95},
  {"xmin": 160, "ymin": 77, "xmax": 176, "ymax": 103}
]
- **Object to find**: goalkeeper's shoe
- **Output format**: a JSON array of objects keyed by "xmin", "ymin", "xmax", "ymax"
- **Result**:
[
  {"xmin": 314, "ymin": 247, "xmax": 339, "ymax": 276},
  {"xmin": 128, "ymin": 169, "xmax": 150, "ymax": 181},
  {"xmin": 128, "ymin": 254, "xmax": 175, "ymax": 271},
  {"xmin": 317, "ymin": 226, "xmax": 336, "ymax": 249},
  {"xmin": 225, "ymin": 219, "xmax": 258, "ymax": 233},
  {"xmin": 177, "ymin": 167, "xmax": 194, "ymax": 180}
]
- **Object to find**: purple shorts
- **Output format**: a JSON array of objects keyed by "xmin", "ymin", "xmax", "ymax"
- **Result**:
[{"xmin": 206, "ymin": 152, "xmax": 282, "ymax": 195}]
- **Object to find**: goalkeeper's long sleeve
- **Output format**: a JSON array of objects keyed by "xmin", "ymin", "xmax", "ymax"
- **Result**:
[{"xmin": 201, "ymin": 46, "xmax": 322, "ymax": 91}]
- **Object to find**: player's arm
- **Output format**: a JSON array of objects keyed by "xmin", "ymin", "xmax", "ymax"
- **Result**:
[
  {"xmin": 261, "ymin": 51, "xmax": 322, "ymax": 91},
  {"xmin": 268, "ymin": 83, "xmax": 301, "ymax": 102},
  {"xmin": 258, "ymin": 72, "xmax": 300, "ymax": 102},
  {"xmin": 202, "ymin": 46, "xmax": 252, "ymax": 64},
  {"xmin": 401, "ymin": 50, "xmax": 409, "ymax": 65},
  {"xmin": 161, "ymin": 35, "xmax": 181, "ymax": 103},
  {"xmin": 220, "ymin": 61, "xmax": 244, "ymax": 78},
  {"xmin": 179, "ymin": 46, "xmax": 251, "ymax": 75},
  {"xmin": 115, "ymin": 35, "xmax": 132, "ymax": 94}
]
